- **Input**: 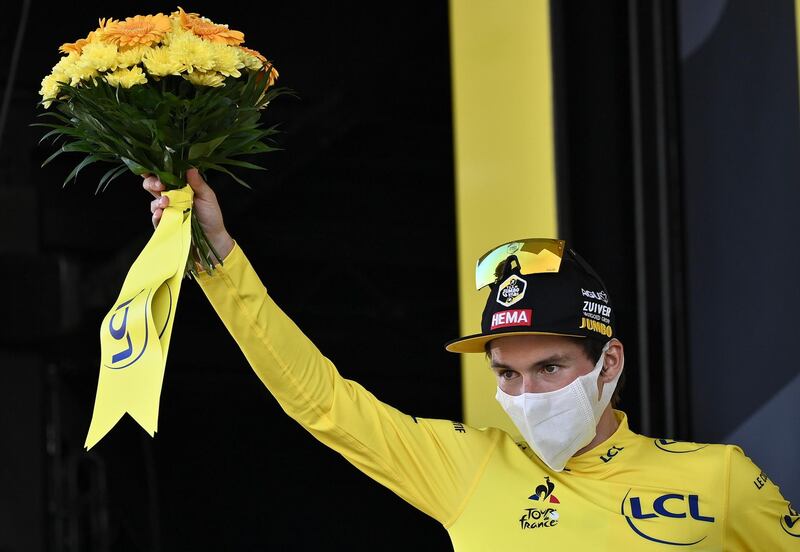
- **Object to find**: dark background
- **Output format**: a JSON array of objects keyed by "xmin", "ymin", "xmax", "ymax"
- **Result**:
[
  {"xmin": 1, "ymin": 1, "xmax": 798, "ymax": 550},
  {"xmin": 1, "ymin": 1, "xmax": 459, "ymax": 550}
]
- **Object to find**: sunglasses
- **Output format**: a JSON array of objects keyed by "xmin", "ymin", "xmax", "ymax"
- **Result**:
[{"xmin": 475, "ymin": 238, "xmax": 566, "ymax": 290}]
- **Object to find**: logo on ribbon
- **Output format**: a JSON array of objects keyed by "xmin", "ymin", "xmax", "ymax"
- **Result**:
[{"xmin": 103, "ymin": 283, "xmax": 173, "ymax": 369}]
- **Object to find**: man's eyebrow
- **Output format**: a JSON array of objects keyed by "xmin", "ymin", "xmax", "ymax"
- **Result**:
[{"xmin": 490, "ymin": 353, "xmax": 572, "ymax": 370}]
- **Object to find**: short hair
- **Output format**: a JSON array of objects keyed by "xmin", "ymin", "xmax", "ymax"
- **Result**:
[{"xmin": 485, "ymin": 336, "xmax": 625, "ymax": 407}]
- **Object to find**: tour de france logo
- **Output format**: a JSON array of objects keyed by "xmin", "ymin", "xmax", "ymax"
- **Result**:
[
  {"xmin": 496, "ymin": 275, "xmax": 527, "ymax": 307},
  {"xmin": 519, "ymin": 476, "xmax": 560, "ymax": 530},
  {"xmin": 102, "ymin": 283, "xmax": 173, "ymax": 369},
  {"xmin": 620, "ymin": 488, "xmax": 715, "ymax": 546}
]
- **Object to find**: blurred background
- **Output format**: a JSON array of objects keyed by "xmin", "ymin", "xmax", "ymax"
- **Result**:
[{"xmin": 0, "ymin": 0, "xmax": 798, "ymax": 550}]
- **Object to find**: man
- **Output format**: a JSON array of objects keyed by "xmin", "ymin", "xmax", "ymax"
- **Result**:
[{"xmin": 145, "ymin": 170, "xmax": 797, "ymax": 550}]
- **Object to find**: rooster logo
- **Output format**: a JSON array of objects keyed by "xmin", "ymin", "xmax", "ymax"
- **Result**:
[{"xmin": 529, "ymin": 476, "xmax": 560, "ymax": 504}]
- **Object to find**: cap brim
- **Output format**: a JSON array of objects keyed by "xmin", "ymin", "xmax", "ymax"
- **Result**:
[{"xmin": 445, "ymin": 330, "xmax": 586, "ymax": 353}]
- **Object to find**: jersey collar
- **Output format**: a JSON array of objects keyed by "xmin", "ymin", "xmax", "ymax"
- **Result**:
[{"xmin": 562, "ymin": 409, "xmax": 639, "ymax": 475}]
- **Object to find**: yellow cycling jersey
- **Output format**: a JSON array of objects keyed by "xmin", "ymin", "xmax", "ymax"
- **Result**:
[{"xmin": 196, "ymin": 243, "xmax": 798, "ymax": 551}]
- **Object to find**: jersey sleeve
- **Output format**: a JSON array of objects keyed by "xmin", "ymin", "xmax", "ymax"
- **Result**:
[
  {"xmin": 724, "ymin": 445, "xmax": 800, "ymax": 549},
  {"xmin": 194, "ymin": 243, "xmax": 500, "ymax": 525}
]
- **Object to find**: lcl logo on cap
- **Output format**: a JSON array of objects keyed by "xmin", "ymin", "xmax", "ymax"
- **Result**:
[{"xmin": 496, "ymin": 275, "xmax": 527, "ymax": 307}]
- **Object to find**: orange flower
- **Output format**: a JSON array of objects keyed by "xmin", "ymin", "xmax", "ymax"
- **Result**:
[
  {"xmin": 59, "ymin": 36, "xmax": 91, "ymax": 56},
  {"xmin": 103, "ymin": 13, "xmax": 171, "ymax": 48},
  {"xmin": 239, "ymin": 46, "xmax": 266, "ymax": 64},
  {"xmin": 255, "ymin": 63, "xmax": 279, "ymax": 89},
  {"xmin": 265, "ymin": 65, "xmax": 279, "ymax": 88},
  {"xmin": 174, "ymin": 7, "xmax": 244, "ymax": 45},
  {"xmin": 59, "ymin": 18, "xmax": 111, "ymax": 55},
  {"xmin": 239, "ymin": 47, "xmax": 278, "ymax": 86}
]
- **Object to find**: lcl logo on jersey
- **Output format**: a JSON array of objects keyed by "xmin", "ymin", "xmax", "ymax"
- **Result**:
[
  {"xmin": 654, "ymin": 438, "xmax": 708, "ymax": 453},
  {"xmin": 781, "ymin": 503, "xmax": 800, "ymax": 538},
  {"xmin": 621, "ymin": 489, "xmax": 715, "ymax": 546},
  {"xmin": 600, "ymin": 445, "xmax": 624, "ymax": 463},
  {"xmin": 519, "ymin": 476, "xmax": 560, "ymax": 530}
]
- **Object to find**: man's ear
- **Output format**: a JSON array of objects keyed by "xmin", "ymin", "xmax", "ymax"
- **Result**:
[{"xmin": 600, "ymin": 338, "xmax": 624, "ymax": 383}]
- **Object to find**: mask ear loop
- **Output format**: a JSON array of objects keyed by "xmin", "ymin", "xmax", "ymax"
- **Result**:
[{"xmin": 597, "ymin": 340, "xmax": 613, "ymax": 401}]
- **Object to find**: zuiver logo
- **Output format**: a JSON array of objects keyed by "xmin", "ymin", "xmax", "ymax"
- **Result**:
[
  {"xmin": 102, "ymin": 283, "xmax": 173, "ymax": 369},
  {"xmin": 621, "ymin": 489, "xmax": 715, "ymax": 546}
]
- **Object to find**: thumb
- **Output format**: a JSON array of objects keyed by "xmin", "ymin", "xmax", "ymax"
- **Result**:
[{"xmin": 186, "ymin": 168, "xmax": 214, "ymax": 199}]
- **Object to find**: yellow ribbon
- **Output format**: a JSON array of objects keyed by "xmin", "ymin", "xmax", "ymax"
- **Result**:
[{"xmin": 85, "ymin": 185, "xmax": 194, "ymax": 450}]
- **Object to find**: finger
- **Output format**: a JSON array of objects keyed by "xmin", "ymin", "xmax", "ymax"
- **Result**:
[
  {"xmin": 142, "ymin": 176, "xmax": 164, "ymax": 199},
  {"xmin": 186, "ymin": 168, "xmax": 214, "ymax": 199},
  {"xmin": 152, "ymin": 208, "xmax": 163, "ymax": 229},
  {"xmin": 150, "ymin": 196, "xmax": 168, "ymax": 214}
]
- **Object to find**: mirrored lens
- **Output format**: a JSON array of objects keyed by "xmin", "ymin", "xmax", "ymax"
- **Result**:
[{"xmin": 475, "ymin": 238, "xmax": 565, "ymax": 289}]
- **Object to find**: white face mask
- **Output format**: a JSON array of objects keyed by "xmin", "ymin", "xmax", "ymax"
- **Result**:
[{"xmin": 495, "ymin": 341, "xmax": 621, "ymax": 472}]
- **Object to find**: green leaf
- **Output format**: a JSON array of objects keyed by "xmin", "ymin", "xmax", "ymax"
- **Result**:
[
  {"xmin": 96, "ymin": 164, "xmax": 129, "ymax": 194},
  {"xmin": 155, "ymin": 170, "xmax": 182, "ymax": 188},
  {"xmin": 188, "ymin": 136, "xmax": 228, "ymax": 161},
  {"xmin": 201, "ymin": 162, "xmax": 252, "ymax": 189},
  {"xmin": 207, "ymin": 158, "xmax": 266, "ymax": 171},
  {"xmin": 96, "ymin": 164, "xmax": 124, "ymax": 194},
  {"xmin": 63, "ymin": 154, "xmax": 103, "ymax": 187},
  {"xmin": 41, "ymin": 146, "xmax": 67, "ymax": 167},
  {"xmin": 121, "ymin": 157, "xmax": 150, "ymax": 175}
]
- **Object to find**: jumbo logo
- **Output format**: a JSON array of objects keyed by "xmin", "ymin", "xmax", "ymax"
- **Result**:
[
  {"xmin": 654, "ymin": 439, "xmax": 709, "ymax": 453},
  {"xmin": 621, "ymin": 489, "xmax": 715, "ymax": 546},
  {"xmin": 496, "ymin": 275, "xmax": 527, "ymax": 307},
  {"xmin": 102, "ymin": 283, "xmax": 173, "ymax": 369}
]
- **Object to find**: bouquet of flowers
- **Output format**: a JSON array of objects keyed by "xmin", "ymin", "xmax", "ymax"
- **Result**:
[
  {"xmin": 37, "ymin": 8, "xmax": 289, "ymax": 449},
  {"xmin": 37, "ymin": 7, "xmax": 286, "ymax": 274}
]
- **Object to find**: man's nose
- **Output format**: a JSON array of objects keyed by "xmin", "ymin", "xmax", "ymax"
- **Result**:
[{"xmin": 522, "ymin": 376, "xmax": 539, "ymax": 394}]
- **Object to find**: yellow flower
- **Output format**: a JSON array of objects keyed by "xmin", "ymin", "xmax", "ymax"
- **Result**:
[
  {"xmin": 167, "ymin": 30, "xmax": 215, "ymax": 73},
  {"xmin": 39, "ymin": 72, "xmax": 68, "ymax": 107},
  {"xmin": 104, "ymin": 66, "xmax": 147, "ymax": 88},
  {"xmin": 52, "ymin": 54, "xmax": 79, "ymax": 76},
  {"xmin": 143, "ymin": 46, "xmax": 184, "ymax": 77},
  {"xmin": 173, "ymin": 6, "xmax": 244, "ymax": 45},
  {"xmin": 60, "ymin": 56, "xmax": 98, "ymax": 86},
  {"xmin": 183, "ymin": 71, "xmax": 225, "ymax": 87},
  {"xmin": 103, "ymin": 14, "xmax": 171, "ymax": 48},
  {"xmin": 116, "ymin": 45, "xmax": 149, "ymax": 68},
  {"xmin": 79, "ymin": 41, "xmax": 119, "ymax": 72},
  {"xmin": 211, "ymin": 43, "xmax": 243, "ymax": 78}
]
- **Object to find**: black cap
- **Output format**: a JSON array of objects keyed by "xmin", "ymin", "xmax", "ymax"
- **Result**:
[{"xmin": 445, "ymin": 246, "xmax": 615, "ymax": 353}]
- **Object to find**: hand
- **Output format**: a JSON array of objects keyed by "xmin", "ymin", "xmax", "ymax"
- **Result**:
[{"xmin": 143, "ymin": 168, "xmax": 235, "ymax": 262}]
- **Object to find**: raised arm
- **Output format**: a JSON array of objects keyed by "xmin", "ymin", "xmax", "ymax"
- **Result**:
[{"xmin": 144, "ymin": 172, "xmax": 501, "ymax": 527}]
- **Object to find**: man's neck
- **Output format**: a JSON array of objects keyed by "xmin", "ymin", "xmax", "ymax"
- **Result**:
[{"xmin": 573, "ymin": 406, "xmax": 619, "ymax": 457}]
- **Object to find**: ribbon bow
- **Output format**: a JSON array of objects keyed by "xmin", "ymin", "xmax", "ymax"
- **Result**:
[{"xmin": 85, "ymin": 185, "xmax": 194, "ymax": 449}]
